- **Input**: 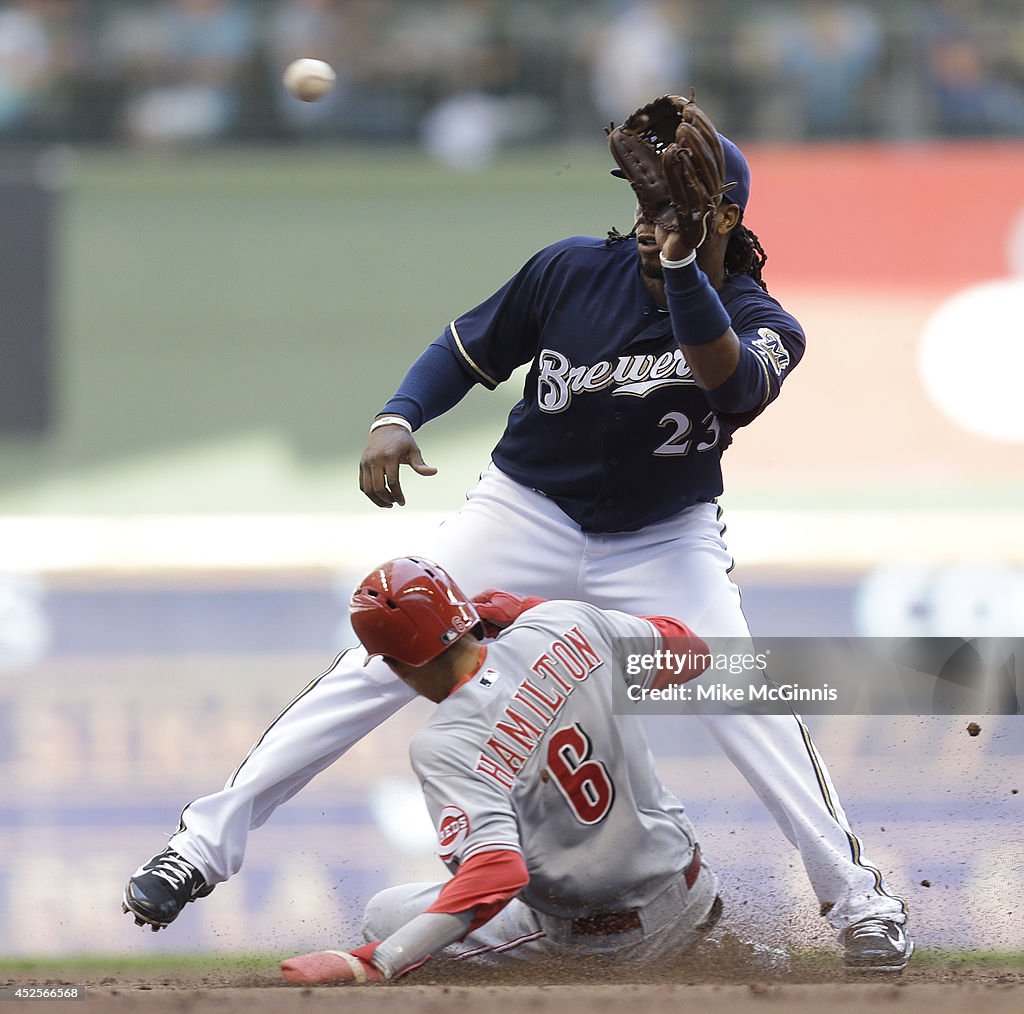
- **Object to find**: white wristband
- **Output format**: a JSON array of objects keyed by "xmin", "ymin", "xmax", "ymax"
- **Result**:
[
  {"xmin": 659, "ymin": 249, "xmax": 697, "ymax": 269},
  {"xmin": 369, "ymin": 415, "xmax": 412, "ymax": 434}
]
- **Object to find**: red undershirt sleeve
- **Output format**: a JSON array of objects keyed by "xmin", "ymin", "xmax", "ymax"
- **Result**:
[
  {"xmin": 426, "ymin": 849, "xmax": 530, "ymax": 932},
  {"xmin": 641, "ymin": 615, "xmax": 710, "ymax": 686},
  {"xmin": 370, "ymin": 849, "xmax": 529, "ymax": 979}
]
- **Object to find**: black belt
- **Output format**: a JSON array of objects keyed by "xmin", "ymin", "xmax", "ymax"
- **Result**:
[{"xmin": 570, "ymin": 845, "xmax": 702, "ymax": 937}]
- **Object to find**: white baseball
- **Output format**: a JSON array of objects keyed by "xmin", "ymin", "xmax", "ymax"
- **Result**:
[{"xmin": 283, "ymin": 59, "xmax": 336, "ymax": 102}]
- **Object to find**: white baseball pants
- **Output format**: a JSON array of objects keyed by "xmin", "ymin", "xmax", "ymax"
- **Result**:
[{"xmin": 169, "ymin": 464, "xmax": 906, "ymax": 934}]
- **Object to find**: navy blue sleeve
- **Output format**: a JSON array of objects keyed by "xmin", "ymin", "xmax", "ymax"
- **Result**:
[
  {"xmin": 440, "ymin": 240, "xmax": 579, "ymax": 389},
  {"xmin": 706, "ymin": 285, "xmax": 806, "ymax": 424},
  {"xmin": 377, "ymin": 241, "xmax": 580, "ymax": 428},
  {"xmin": 379, "ymin": 341, "xmax": 477, "ymax": 431}
]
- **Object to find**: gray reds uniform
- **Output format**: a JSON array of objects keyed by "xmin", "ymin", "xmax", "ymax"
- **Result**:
[{"xmin": 362, "ymin": 598, "xmax": 719, "ymax": 973}]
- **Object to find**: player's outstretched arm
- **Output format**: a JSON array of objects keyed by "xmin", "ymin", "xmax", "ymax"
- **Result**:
[
  {"xmin": 655, "ymin": 221, "xmax": 742, "ymax": 391},
  {"xmin": 281, "ymin": 849, "xmax": 528, "ymax": 985},
  {"xmin": 613, "ymin": 93, "xmax": 745, "ymax": 392},
  {"xmin": 359, "ymin": 418, "xmax": 438, "ymax": 508}
]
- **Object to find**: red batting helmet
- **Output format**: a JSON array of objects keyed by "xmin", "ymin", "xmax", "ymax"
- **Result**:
[{"xmin": 350, "ymin": 556, "xmax": 481, "ymax": 666}]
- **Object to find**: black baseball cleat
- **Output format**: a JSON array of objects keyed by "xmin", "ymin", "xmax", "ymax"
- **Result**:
[
  {"xmin": 122, "ymin": 847, "xmax": 214, "ymax": 931},
  {"xmin": 842, "ymin": 917, "xmax": 914, "ymax": 972}
]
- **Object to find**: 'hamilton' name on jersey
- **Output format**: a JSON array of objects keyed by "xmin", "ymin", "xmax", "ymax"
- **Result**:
[
  {"xmin": 537, "ymin": 347, "xmax": 696, "ymax": 413},
  {"xmin": 475, "ymin": 625, "xmax": 604, "ymax": 790}
]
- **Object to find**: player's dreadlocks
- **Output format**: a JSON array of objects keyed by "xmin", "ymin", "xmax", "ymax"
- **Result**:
[
  {"xmin": 605, "ymin": 219, "xmax": 769, "ymax": 293},
  {"xmin": 724, "ymin": 221, "xmax": 768, "ymax": 292},
  {"xmin": 605, "ymin": 226, "xmax": 634, "ymax": 245}
]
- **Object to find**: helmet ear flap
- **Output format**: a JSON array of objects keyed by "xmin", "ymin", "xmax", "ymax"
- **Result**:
[{"xmin": 349, "ymin": 557, "xmax": 480, "ymax": 666}]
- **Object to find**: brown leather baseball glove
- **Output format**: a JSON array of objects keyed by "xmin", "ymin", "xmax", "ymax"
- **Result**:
[
  {"xmin": 606, "ymin": 94, "xmax": 689, "ymax": 231},
  {"xmin": 607, "ymin": 92, "xmax": 735, "ymax": 249}
]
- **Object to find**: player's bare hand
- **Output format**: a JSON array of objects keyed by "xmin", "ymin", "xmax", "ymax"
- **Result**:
[
  {"xmin": 359, "ymin": 425, "xmax": 437, "ymax": 508},
  {"xmin": 655, "ymin": 222, "xmax": 695, "ymax": 263}
]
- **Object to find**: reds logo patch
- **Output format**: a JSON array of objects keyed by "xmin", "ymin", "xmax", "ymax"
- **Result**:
[{"xmin": 436, "ymin": 805, "xmax": 470, "ymax": 859}]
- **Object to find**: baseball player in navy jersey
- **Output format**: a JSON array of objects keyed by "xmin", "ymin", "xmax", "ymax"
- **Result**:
[
  {"xmin": 123, "ymin": 94, "xmax": 912, "ymax": 972},
  {"xmin": 281, "ymin": 557, "xmax": 722, "ymax": 985}
]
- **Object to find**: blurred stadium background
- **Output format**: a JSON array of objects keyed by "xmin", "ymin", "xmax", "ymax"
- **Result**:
[{"xmin": 0, "ymin": 0, "xmax": 1022, "ymax": 960}]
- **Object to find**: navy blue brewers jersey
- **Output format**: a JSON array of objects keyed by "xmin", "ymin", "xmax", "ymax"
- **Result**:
[{"xmin": 442, "ymin": 236, "xmax": 805, "ymax": 533}]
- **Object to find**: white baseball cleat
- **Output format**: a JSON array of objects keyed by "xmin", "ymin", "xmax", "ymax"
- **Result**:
[{"xmin": 842, "ymin": 918, "xmax": 914, "ymax": 973}]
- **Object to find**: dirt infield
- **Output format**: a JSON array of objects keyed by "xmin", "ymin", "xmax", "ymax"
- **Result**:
[
  {"xmin": 6, "ymin": 955, "xmax": 1022, "ymax": 1014},
  {"xmin": 39, "ymin": 981, "xmax": 1024, "ymax": 1014}
]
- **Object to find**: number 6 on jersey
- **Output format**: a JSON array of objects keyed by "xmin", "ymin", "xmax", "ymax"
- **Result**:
[{"xmin": 546, "ymin": 723, "xmax": 615, "ymax": 824}]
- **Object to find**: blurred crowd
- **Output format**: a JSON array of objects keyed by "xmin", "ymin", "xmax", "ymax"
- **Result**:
[{"xmin": 1, "ymin": 0, "xmax": 1023, "ymax": 160}]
